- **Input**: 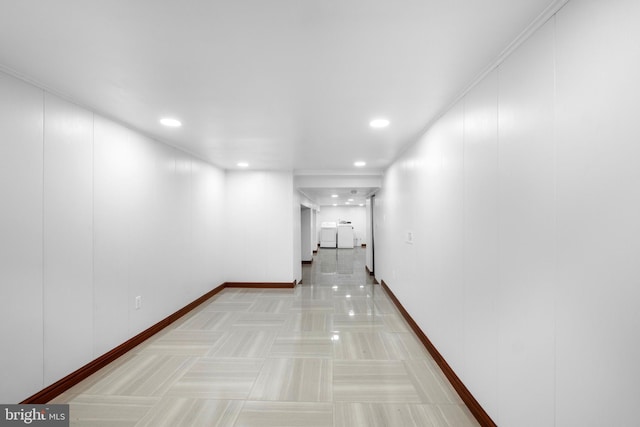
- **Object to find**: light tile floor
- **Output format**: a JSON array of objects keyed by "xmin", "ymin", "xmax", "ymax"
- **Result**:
[{"xmin": 51, "ymin": 248, "xmax": 478, "ymax": 426}]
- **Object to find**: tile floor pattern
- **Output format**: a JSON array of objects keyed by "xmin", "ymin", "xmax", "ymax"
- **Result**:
[{"xmin": 50, "ymin": 248, "xmax": 479, "ymax": 426}]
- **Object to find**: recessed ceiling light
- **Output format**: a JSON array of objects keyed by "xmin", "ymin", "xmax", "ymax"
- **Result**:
[
  {"xmin": 331, "ymin": 194, "xmax": 338, "ymax": 198},
  {"xmin": 354, "ymin": 161, "xmax": 366, "ymax": 167},
  {"xmin": 160, "ymin": 117, "xmax": 182, "ymax": 127},
  {"xmin": 369, "ymin": 118, "xmax": 389, "ymax": 128},
  {"xmin": 359, "ymin": 203, "xmax": 364, "ymax": 207},
  {"xmin": 332, "ymin": 204, "xmax": 337, "ymax": 206},
  {"xmin": 348, "ymin": 198, "xmax": 354, "ymax": 202},
  {"xmin": 345, "ymin": 202, "xmax": 350, "ymax": 205},
  {"xmin": 237, "ymin": 162, "xmax": 249, "ymax": 167}
]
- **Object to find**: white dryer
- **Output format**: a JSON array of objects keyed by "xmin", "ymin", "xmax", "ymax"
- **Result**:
[
  {"xmin": 320, "ymin": 222, "xmax": 337, "ymax": 248},
  {"xmin": 337, "ymin": 224, "xmax": 354, "ymax": 248}
]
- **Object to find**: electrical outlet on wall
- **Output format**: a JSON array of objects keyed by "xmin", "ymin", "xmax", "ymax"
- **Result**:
[
  {"xmin": 135, "ymin": 295, "xmax": 142, "ymax": 310},
  {"xmin": 406, "ymin": 231, "xmax": 414, "ymax": 244}
]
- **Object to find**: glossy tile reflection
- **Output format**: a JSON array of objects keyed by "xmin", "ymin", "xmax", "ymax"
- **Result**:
[{"xmin": 52, "ymin": 248, "xmax": 477, "ymax": 426}]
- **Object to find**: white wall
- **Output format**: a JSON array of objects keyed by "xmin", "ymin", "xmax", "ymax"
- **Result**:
[
  {"xmin": 365, "ymin": 198, "xmax": 373, "ymax": 272},
  {"xmin": 316, "ymin": 205, "xmax": 366, "ymax": 246},
  {"xmin": 554, "ymin": 1, "xmax": 640, "ymax": 425},
  {"xmin": 0, "ymin": 68, "xmax": 301, "ymax": 402},
  {"xmin": 0, "ymin": 71, "xmax": 227, "ymax": 403},
  {"xmin": 292, "ymin": 191, "xmax": 302, "ymax": 282},
  {"xmin": 0, "ymin": 72, "xmax": 44, "ymax": 403},
  {"xmin": 301, "ymin": 206, "xmax": 313, "ymax": 262},
  {"xmin": 93, "ymin": 116, "xmax": 227, "ymax": 354},
  {"xmin": 311, "ymin": 209, "xmax": 317, "ymax": 251},
  {"xmin": 374, "ymin": 1, "xmax": 640, "ymax": 425},
  {"xmin": 224, "ymin": 170, "xmax": 297, "ymax": 283},
  {"xmin": 43, "ymin": 93, "xmax": 94, "ymax": 386}
]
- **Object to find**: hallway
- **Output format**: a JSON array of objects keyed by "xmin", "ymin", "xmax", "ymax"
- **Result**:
[{"xmin": 51, "ymin": 248, "xmax": 478, "ymax": 426}]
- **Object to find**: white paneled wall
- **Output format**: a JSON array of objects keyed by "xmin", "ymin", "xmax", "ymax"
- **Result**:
[
  {"xmin": 0, "ymin": 73, "xmax": 44, "ymax": 403},
  {"xmin": 301, "ymin": 206, "xmax": 312, "ymax": 262},
  {"xmin": 92, "ymin": 116, "xmax": 137, "ymax": 355},
  {"xmin": 497, "ymin": 19, "xmax": 556, "ymax": 425},
  {"xmin": 375, "ymin": 1, "xmax": 640, "ymax": 425},
  {"xmin": 365, "ymin": 198, "xmax": 373, "ymax": 271},
  {"xmin": 224, "ymin": 171, "xmax": 296, "ymax": 283},
  {"xmin": 43, "ymin": 94, "xmax": 94, "ymax": 386},
  {"xmin": 191, "ymin": 159, "xmax": 226, "ymax": 299},
  {"xmin": 555, "ymin": 1, "xmax": 640, "ymax": 426},
  {"xmin": 461, "ymin": 70, "xmax": 499, "ymax": 418},
  {"xmin": 424, "ymin": 103, "xmax": 465, "ymax": 373},
  {"xmin": 292, "ymin": 190, "xmax": 302, "ymax": 282},
  {"xmin": 0, "ymin": 72, "xmax": 226, "ymax": 403}
]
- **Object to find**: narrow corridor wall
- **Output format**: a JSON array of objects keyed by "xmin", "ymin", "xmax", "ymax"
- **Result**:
[
  {"xmin": 224, "ymin": 170, "xmax": 297, "ymax": 283},
  {"xmin": 0, "ymin": 71, "xmax": 227, "ymax": 403},
  {"xmin": 374, "ymin": 1, "xmax": 640, "ymax": 425}
]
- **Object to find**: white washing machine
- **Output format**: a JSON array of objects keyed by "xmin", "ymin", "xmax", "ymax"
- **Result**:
[{"xmin": 320, "ymin": 222, "xmax": 337, "ymax": 248}]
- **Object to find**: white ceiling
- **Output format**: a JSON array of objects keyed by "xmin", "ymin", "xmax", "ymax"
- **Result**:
[
  {"xmin": 299, "ymin": 187, "xmax": 377, "ymax": 207},
  {"xmin": 0, "ymin": 0, "xmax": 556, "ymax": 189}
]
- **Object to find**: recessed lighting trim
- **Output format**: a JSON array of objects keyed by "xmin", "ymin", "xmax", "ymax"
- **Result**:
[
  {"xmin": 237, "ymin": 162, "xmax": 249, "ymax": 167},
  {"xmin": 160, "ymin": 117, "xmax": 182, "ymax": 127},
  {"xmin": 369, "ymin": 118, "xmax": 389, "ymax": 128},
  {"xmin": 354, "ymin": 161, "xmax": 366, "ymax": 167},
  {"xmin": 331, "ymin": 194, "xmax": 338, "ymax": 198}
]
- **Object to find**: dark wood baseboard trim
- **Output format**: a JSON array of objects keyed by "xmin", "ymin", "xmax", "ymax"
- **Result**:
[
  {"xmin": 302, "ymin": 259, "xmax": 313, "ymax": 264},
  {"xmin": 223, "ymin": 281, "xmax": 296, "ymax": 288},
  {"xmin": 21, "ymin": 283, "xmax": 227, "ymax": 404},
  {"xmin": 365, "ymin": 266, "xmax": 378, "ymax": 284},
  {"xmin": 22, "ymin": 280, "xmax": 297, "ymax": 404},
  {"xmin": 380, "ymin": 280, "xmax": 497, "ymax": 427}
]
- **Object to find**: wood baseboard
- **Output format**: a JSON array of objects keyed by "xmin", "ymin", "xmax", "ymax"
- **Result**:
[
  {"xmin": 21, "ymin": 281, "xmax": 296, "ymax": 404},
  {"xmin": 223, "ymin": 281, "xmax": 296, "ymax": 288},
  {"xmin": 365, "ymin": 266, "xmax": 378, "ymax": 284},
  {"xmin": 380, "ymin": 280, "xmax": 497, "ymax": 427}
]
